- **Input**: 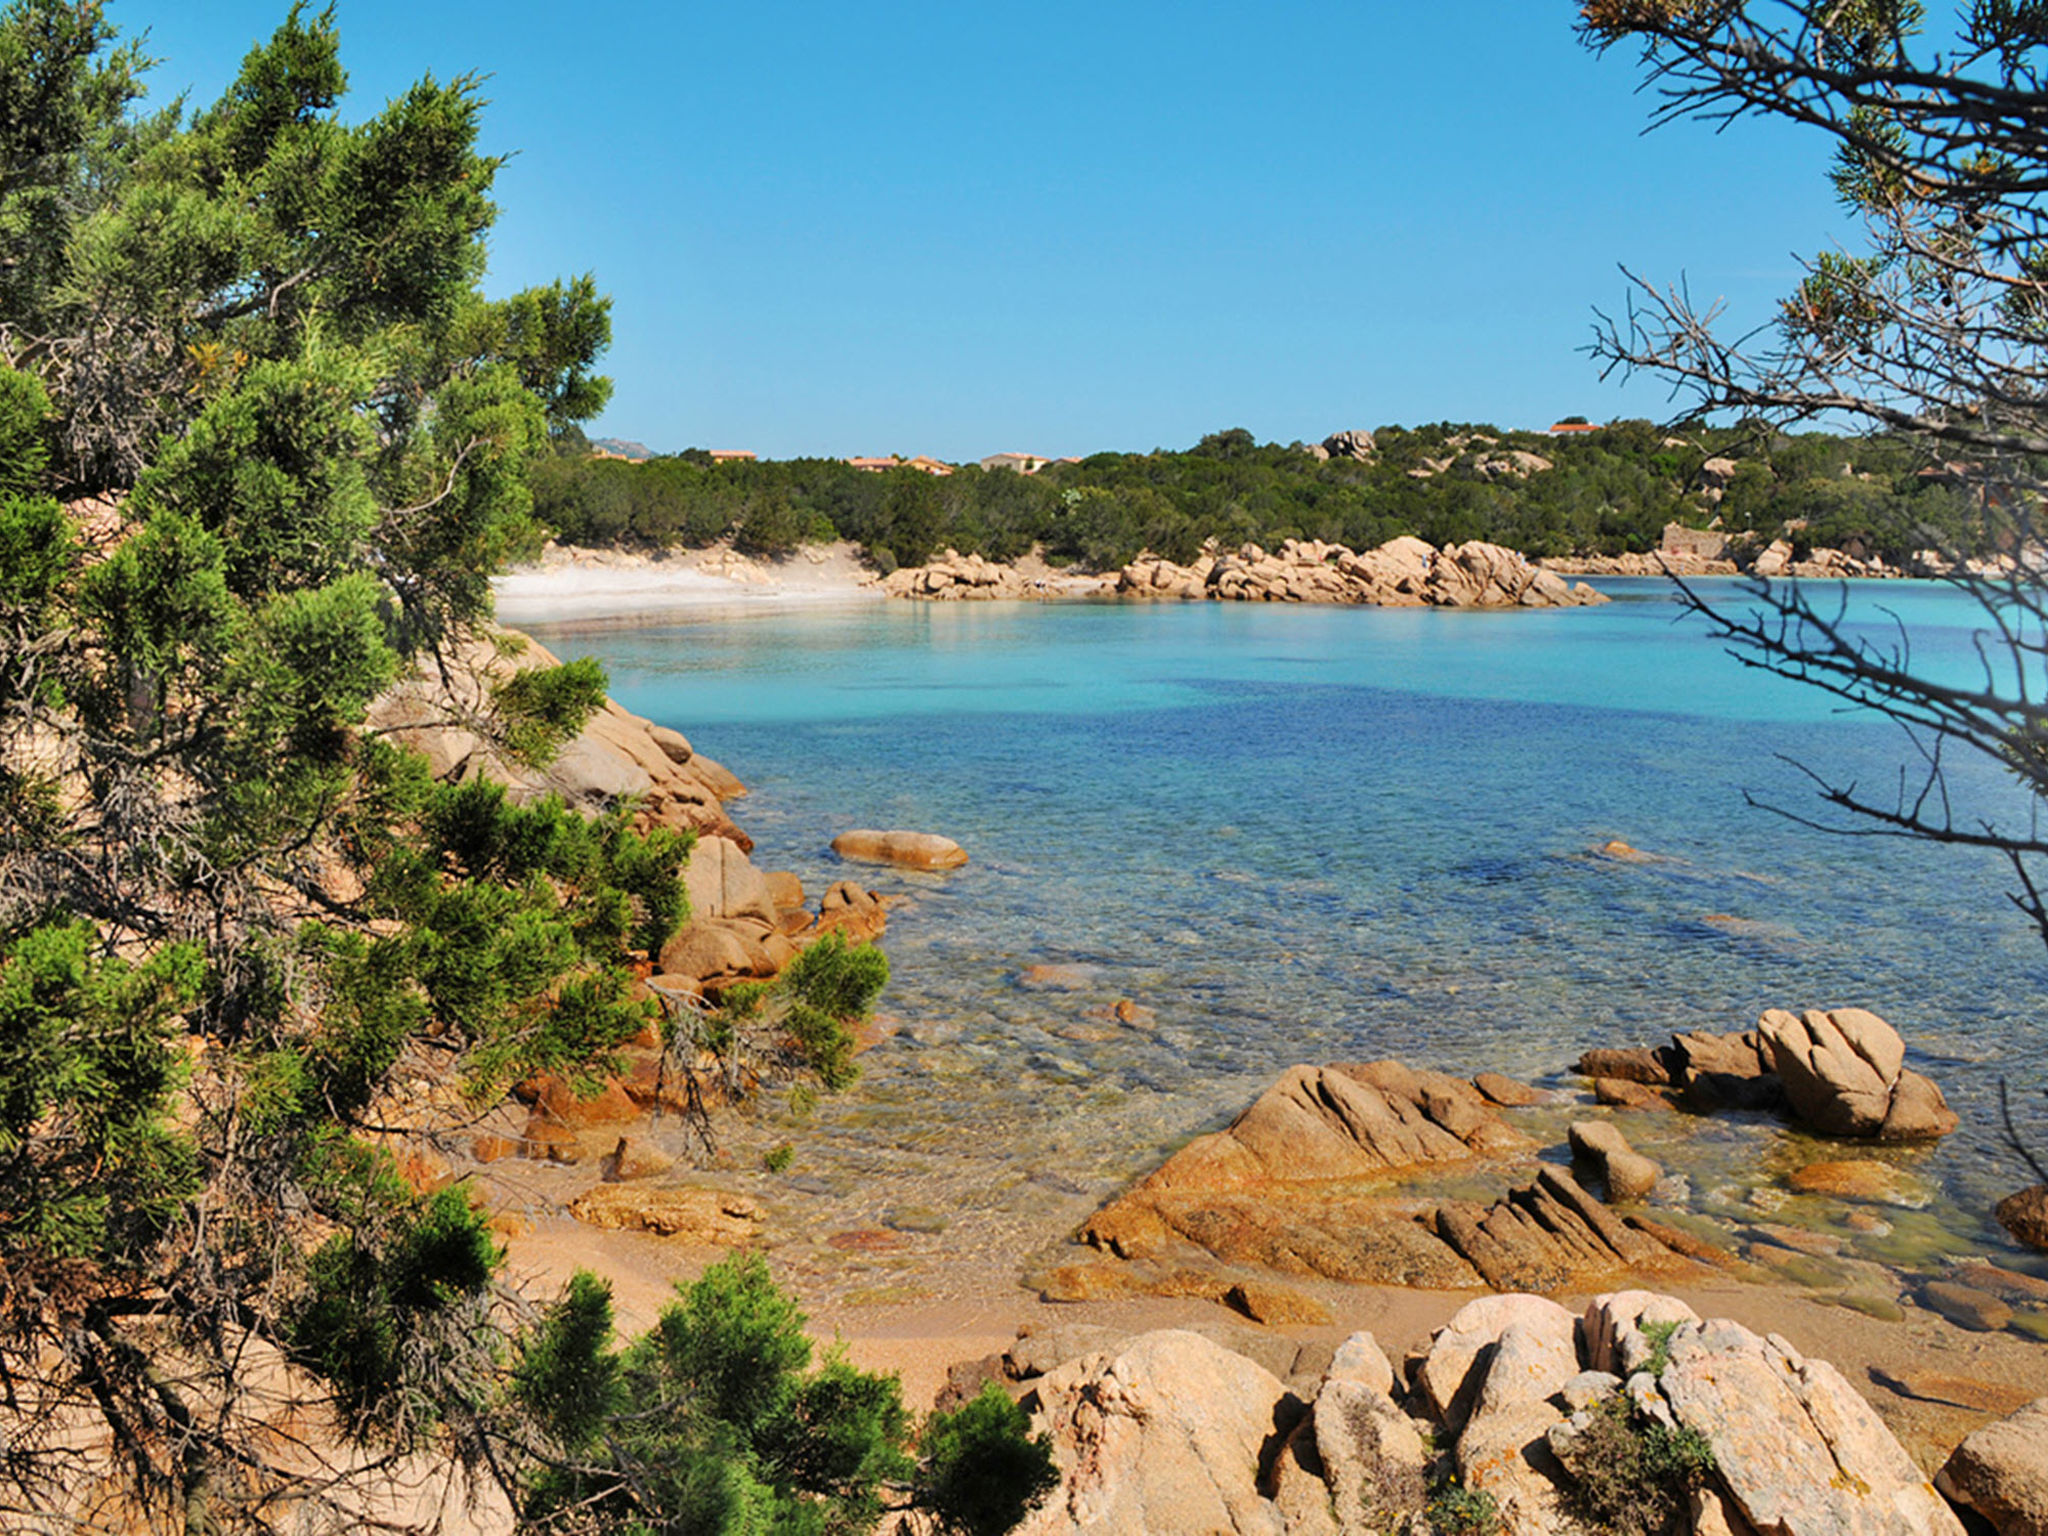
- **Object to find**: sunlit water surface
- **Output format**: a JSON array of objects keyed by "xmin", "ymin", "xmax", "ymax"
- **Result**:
[{"xmin": 520, "ymin": 580, "xmax": 2048, "ymax": 1302}]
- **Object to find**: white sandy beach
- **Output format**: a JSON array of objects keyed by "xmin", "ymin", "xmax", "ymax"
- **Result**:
[{"xmin": 492, "ymin": 540, "xmax": 885, "ymax": 624}]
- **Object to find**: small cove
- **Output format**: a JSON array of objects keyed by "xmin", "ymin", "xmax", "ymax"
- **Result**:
[{"xmin": 519, "ymin": 579, "xmax": 2048, "ymax": 1305}]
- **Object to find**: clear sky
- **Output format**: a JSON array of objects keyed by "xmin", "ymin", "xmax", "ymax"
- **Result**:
[{"xmin": 123, "ymin": 2, "xmax": 1853, "ymax": 461}]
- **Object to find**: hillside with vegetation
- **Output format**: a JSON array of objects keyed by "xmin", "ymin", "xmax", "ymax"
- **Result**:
[{"xmin": 534, "ymin": 421, "xmax": 2002, "ymax": 572}]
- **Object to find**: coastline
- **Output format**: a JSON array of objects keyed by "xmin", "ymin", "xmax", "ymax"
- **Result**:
[
  {"xmin": 494, "ymin": 536, "xmax": 1949, "ymax": 630},
  {"xmin": 491, "ymin": 539, "xmax": 887, "ymax": 625},
  {"xmin": 484, "ymin": 543, "xmax": 2048, "ymax": 1494}
]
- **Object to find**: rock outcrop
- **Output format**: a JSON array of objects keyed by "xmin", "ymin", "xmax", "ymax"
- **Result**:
[
  {"xmin": 1940, "ymin": 1398, "xmax": 2048, "ymax": 1536},
  {"xmin": 366, "ymin": 631, "xmax": 755, "ymax": 849},
  {"xmin": 881, "ymin": 549, "xmax": 1039, "ymax": 600},
  {"xmin": 1073, "ymin": 1061, "xmax": 1705, "ymax": 1296},
  {"xmin": 1758, "ymin": 1007, "xmax": 1959, "ymax": 1140},
  {"xmin": 997, "ymin": 1291, "xmax": 1965, "ymax": 1536},
  {"xmin": 1576, "ymin": 1007, "xmax": 1956, "ymax": 1140},
  {"xmin": 1115, "ymin": 536, "xmax": 1607, "ymax": 609},
  {"xmin": 1013, "ymin": 1331, "xmax": 1300, "ymax": 1536}
]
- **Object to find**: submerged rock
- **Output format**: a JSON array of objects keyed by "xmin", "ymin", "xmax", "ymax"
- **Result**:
[{"xmin": 831, "ymin": 828, "xmax": 969, "ymax": 870}]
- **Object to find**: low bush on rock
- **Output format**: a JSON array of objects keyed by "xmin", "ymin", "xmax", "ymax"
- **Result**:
[
  {"xmin": 1556, "ymin": 1392, "xmax": 1718, "ymax": 1536},
  {"xmin": 1425, "ymin": 1474, "xmax": 1501, "ymax": 1536}
]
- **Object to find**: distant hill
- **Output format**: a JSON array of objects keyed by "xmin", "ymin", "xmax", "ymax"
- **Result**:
[{"xmin": 590, "ymin": 436, "xmax": 657, "ymax": 460}]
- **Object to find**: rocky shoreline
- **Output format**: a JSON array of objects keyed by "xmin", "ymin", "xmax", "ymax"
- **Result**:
[
  {"xmin": 381, "ymin": 619, "xmax": 2048, "ymax": 1535},
  {"xmin": 885, "ymin": 536, "xmax": 1609, "ymax": 608}
]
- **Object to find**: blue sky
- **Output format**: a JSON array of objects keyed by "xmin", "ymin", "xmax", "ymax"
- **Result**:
[{"xmin": 127, "ymin": 2, "xmax": 1852, "ymax": 460}]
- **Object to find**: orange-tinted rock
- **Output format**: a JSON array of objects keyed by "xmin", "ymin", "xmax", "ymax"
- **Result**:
[
  {"xmin": 831, "ymin": 829, "xmax": 968, "ymax": 870},
  {"xmin": 471, "ymin": 1134, "xmax": 519, "ymax": 1164},
  {"xmin": 813, "ymin": 881, "xmax": 887, "ymax": 943},
  {"xmin": 393, "ymin": 1145, "xmax": 453, "ymax": 1195},
  {"xmin": 1473, "ymin": 1071, "xmax": 1548, "ymax": 1107},
  {"xmin": 1575, "ymin": 1047, "xmax": 1672, "ymax": 1086},
  {"xmin": 567, "ymin": 1183, "xmax": 763, "ymax": 1242},
  {"xmin": 1223, "ymin": 1280, "xmax": 1332, "ymax": 1326},
  {"xmin": 826, "ymin": 1228, "xmax": 908, "ymax": 1253},
  {"xmin": 764, "ymin": 869, "xmax": 805, "ymax": 911},
  {"xmin": 1997, "ymin": 1185, "xmax": 2048, "ymax": 1252},
  {"xmin": 1593, "ymin": 1076, "xmax": 1671, "ymax": 1110},
  {"xmin": 528, "ymin": 1073, "xmax": 641, "ymax": 1132},
  {"xmin": 603, "ymin": 1135, "xmax": 676, "ymax": 1183}
]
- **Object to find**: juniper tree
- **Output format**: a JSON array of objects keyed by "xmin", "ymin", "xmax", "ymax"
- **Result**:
[{"xmin": 0, "ymin": 8, "xmax": 1055, "ymax": 1531}]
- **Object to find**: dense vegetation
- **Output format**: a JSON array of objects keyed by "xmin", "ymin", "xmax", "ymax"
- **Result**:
[
  {"xmin": 536, "ymin": 420, "xmax": 1998, "ymax": 571},
  {"xmin": 0, "ymin": 5, "xmax": 1048, "ymax": 1532}
]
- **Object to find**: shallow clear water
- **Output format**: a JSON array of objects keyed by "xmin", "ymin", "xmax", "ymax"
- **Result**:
[{"xmin": 523, "ymin": 579, "xmax": 2048, "ymax": 1300}]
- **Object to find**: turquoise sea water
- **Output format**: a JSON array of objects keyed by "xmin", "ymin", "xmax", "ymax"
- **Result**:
[{"xmin": 522, "ymin": 579, "xmax": 2048, "ymax": 1298}]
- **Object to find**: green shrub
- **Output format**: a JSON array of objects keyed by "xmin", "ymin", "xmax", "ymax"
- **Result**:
[
  {"xmin": 514, "ymin": 1256, "xmax": 1057, "ymax": 1534},
  {"xmin": 1426, "ymin": 1475, "xmax": 1501, "ymax": 1536},
  {"xmin": 1558, "ymin": 1392, "xmax": 1718, "ymax": 1536}
]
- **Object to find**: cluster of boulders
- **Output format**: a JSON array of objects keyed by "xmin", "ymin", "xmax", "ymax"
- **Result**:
[
  {"xmin": 1577, "ymin": 1006, "xmax": 1960, "ymax": 1141},
  {"xmin": 975, "ymin": 1289, "xmax": 2044, "ymax": 1535},
  {"xmin": 1541, "ymin": 522, "xmax": 1911, "ymax": 579},
  {"xmin": 1118, "ymin": 536, "xmax": 1607, "ymax": 608},
  {"xmin": 879, "ymin": 550, "xmax": 1099, "ymax": 600},
  {"xmin": 365, "ymin": 627, "xmax": 912, "ymax": 1198}
]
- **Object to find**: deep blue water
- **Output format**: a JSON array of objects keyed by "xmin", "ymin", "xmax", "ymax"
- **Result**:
[{"xmin": 521, "ymin": 579, "xmax": 2048, "ymax": 1295}]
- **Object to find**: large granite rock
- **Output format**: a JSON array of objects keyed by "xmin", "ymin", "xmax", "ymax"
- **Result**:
[
  {"xmin": 366, "ymin": 632, "xmax": 755, "ymax": 851},
  {"xmin": 1940, "ymin": 1398, "xmax": 2048, "ymax": 1536},
  {"xmin": 1759, "ymin": 1007, "xmax": 1958, "ymax": 1140},
  {"xmin": 997, "ymin": 1293, "xmax": 1962, "ymax": 1536},
  {"xmin": 1079, "ymin": 1060, "xmax": 1531, "ymax": 1268},
  {"xmin": 1654, "ymin": 1317, "xmax": 1962, "ymax": 1535},
  {"xmin": 1013, "ymin": 1330, "xmax": 1297, "ymax": 1536}
]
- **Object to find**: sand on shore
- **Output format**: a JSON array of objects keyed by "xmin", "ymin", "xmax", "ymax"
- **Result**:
[{"xmin": 491, "ymin": 540, "xmax": 884, "ymax": 625}]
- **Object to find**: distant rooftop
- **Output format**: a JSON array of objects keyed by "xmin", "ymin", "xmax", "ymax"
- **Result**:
[{"xmin": 1547, "ymin": 422, "xmax": 1603, "ymax": 434}]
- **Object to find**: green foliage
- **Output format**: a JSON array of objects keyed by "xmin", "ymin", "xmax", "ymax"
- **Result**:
[
  {"xmin": 1557, "ymin": 1392, "xmax": 1718, "ymax": 1536},
  {"xmin": 1640, "ymin": 1318, "xmax": 1681, "ymax": 1378},
  {"xmin": 514, "ymin": 1257, "xmax": 1054, "ymax": 1536},
  {"xmin": 491, "ymin": 653, "xmax": 609, "ymax": 767},
  {"xmin": 917, "ymin": 1383, "xmax": 1060, "ymax": 1536},
  {"xmin": 288, "ymin": 1181, "xmax": 503, "ymax": 1438},
  {"xmin": 709, "ymin": 930, "xmax": 888, "ymax": 1095},
  {"xmin": 764, "ymin": 1141, "xmax": 795, "ymax": 1173},
  {"xmin": 0, "ymin": 920, "xmax": 201, "ymax": 1259},
  {"xmin": 532, "ymin": 420, "xmax": 1973, "ymax": 571},
  {"xmin": 1425, "ymin": 1475, "xmax": 1502, "ymax": 1536}
]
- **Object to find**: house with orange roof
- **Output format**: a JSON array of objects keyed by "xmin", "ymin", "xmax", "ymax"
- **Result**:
[
  {"xmin": 1547, "ymin": 421, "xmax": 1604, "ymax": 435},
  {"xmin": 708, "ymin": 449, "xmax": 757, "ymax": 463}
]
